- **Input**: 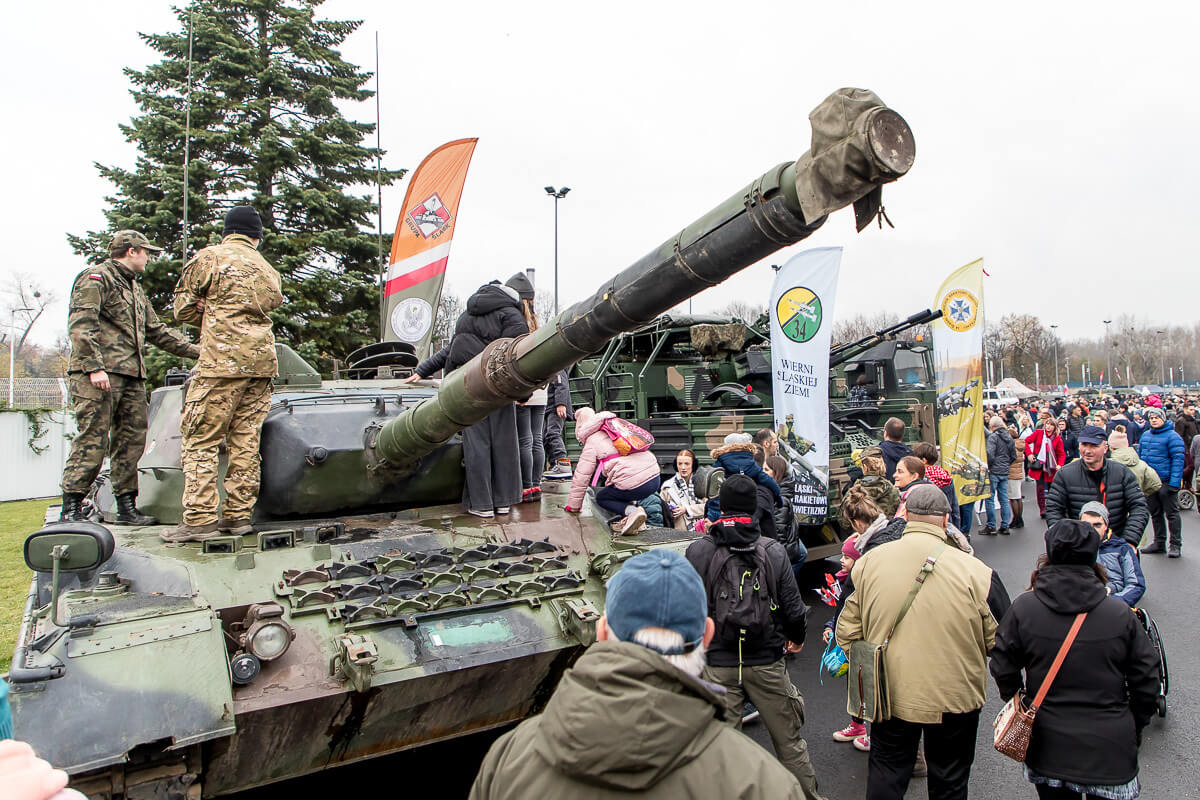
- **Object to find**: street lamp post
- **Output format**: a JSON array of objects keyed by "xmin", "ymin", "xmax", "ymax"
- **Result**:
[
  {"xmin": 8, "ymin": 306, "xmax": 34, "ymax": 408},
  {"xmin": 1050, "ymin": 323, "xmax": 1060, "ymax": 389},
  {"xmin": 1156, "ymin": 331, "xmax": 1166, "ymax": 386},
  {"xmin": 1102, "ymin": 319, "xmax": 1112, "ymax": 387},
  {"xmin": 544, "ymin": 186, "xmax": 570, "ymax": 316}
]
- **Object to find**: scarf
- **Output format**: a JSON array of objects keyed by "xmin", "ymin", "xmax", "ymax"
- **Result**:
[
  {"xmin": 854, "ymin": 513, "xmax": 890, "ymax": 552},
  {"xmin": 1037, "ymin": 431, "xmax": 1058, "ymax": 472}
]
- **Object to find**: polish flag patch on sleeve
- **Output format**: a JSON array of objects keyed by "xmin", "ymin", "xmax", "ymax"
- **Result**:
[{"xmin": 89, "ymin": 274, "xmax": 102, "ymax": 280}]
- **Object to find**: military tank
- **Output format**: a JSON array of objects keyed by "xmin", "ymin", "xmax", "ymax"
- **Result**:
[
  {"xmin": 563, "ymin": 307, "xmax": 942, "ymax": 558},
  {"xmin": 8, "ymin": 87, "xmax": 915, "ymax": 799}
]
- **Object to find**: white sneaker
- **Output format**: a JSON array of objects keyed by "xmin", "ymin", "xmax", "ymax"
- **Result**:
[
  {"xmin": 495, "ymin": 506, "xmax": 511, "ymax": 514},
  {"xmin": 619, "ymin": 507, "xmax": 647, "ymax": 535},
  {"xmin": 543, "ymin": 462, "xmax": 573, "ymax": 479},
  {"xmin": 467, "ymin": 509, "xmax": 494, "ymax": 519}
]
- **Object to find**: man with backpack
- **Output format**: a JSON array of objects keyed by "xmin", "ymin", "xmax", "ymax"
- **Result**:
[{"xmin": 685, "ymin": 474, "xmax": 825, "ymax": 800}]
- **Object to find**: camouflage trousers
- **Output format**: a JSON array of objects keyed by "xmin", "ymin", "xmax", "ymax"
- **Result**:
[
  {"xmin": 180, "ymin": 377, "xmax": 272, "ymax": 526},
  {"xmin": 62, "ymin": 372, "xmax": 147, "ymax": 495}
]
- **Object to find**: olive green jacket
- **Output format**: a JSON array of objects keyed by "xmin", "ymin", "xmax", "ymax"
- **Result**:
[
  {"xmin": 1109, "ymin": 446, "xmax": 1162, "ymax": 496},
  {"xmin": 837, "ymin": 520, "xmax": 998, "ymax": 724},
  {"xmin": 67, "ymin": 259, "xmax": 198, "ymax": 378},
  {"xmin": 469, "ymin": 641, "xmax": 804, "ymax": 799}
]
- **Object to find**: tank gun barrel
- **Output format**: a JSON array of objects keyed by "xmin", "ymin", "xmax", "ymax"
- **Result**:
[
  {"xmin": 374, "ymin": 88, "xmax": 916, "ymax": 470},
  {"xmin": 830, "ymin": 307, "xmax": 943, "ymax": 368}
]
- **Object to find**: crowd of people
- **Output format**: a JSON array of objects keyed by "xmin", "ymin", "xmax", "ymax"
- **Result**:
[
  {"xmin": 467, "ymin": 393, "xmax": 1170, "ymax": 799},
  {"xmin": 979, "ymin": 391, "xmax": 1194, "ymax": 558}
]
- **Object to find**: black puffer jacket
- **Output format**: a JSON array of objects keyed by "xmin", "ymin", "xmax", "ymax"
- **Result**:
[
  {"xmin": 986, "ymin": 428, "xmax": 1016, "ymax": 476},
  {"xmin": 417, "ymin": 283, "xmax": 527, "ymax": 377},
  {"xmin": 1045, "ymin": 458, "xmax": 1149, "ymax": 546},
  {"xmin": 685, "ymin": 517, "xmax": 806, "ymax": 667},
  {"xmin": 990, "ymin": 565, "xmax": 1159, "ymax": 785},
  {"xmin": 448, "ymin": 282, "xmax": 528, "ymax": 372}
]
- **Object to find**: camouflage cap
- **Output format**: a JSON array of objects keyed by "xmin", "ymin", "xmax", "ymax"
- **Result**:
[{"xmin": 110, "ymin": 230, "xmax": 163, "ymax": 253}]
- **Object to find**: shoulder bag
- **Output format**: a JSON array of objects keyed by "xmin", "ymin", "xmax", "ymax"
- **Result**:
[
  {"xmin": 847, "ymin": 540, "xmax": 948, "ymax": 723},
  {"xmin": 993, "ymin": 612, "xmax": 1088, "ymax": 761}
]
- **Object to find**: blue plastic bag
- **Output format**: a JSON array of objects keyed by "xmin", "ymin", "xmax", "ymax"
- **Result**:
[{"xmin": 819, "ymin": 636, "xmax": 848, "ymax": 685}]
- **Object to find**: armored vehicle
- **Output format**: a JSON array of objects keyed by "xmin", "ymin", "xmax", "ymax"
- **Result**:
[
  {"xmin": 563, "ymin": 308, "xmax": 941, "ymax": 558},
  {"xmin": 8, "ymin": 88, "xmax": 914, "ymax": 799}
]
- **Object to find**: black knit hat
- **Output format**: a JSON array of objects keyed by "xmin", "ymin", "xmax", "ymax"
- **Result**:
[
  {"xmin": 224, "ymin": 205, "xmax": 263, "ymax": 239},
  {"xmin": 719, "ymin": 473, "xmax": 758, "ymax": 516},
  {"xmin": 505, "ymin": 272, "xmax": 535, "ymax": 301},
  {"xmin": 1045, "ymin": 520, "xmax": 1100, "ymax": 566}
]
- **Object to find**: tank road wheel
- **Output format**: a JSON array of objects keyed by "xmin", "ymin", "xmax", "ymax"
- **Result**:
[{"xmin": 1177, "ymin": 489, "xmax": 1195, "ymax": 511}]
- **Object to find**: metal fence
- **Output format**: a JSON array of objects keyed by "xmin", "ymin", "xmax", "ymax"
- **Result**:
[{"xmin": 0, "ymin": 378, "xmax": 68, "ymax": 409}]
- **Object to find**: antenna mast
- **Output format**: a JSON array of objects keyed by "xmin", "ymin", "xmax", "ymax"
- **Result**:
[
  {"xmin": 375, "ymin": 31, "xmax": 385, "ymax": 335},
  {"xmin": 182, "ymin": 3, "xmax": 196, "ymax": 264}
]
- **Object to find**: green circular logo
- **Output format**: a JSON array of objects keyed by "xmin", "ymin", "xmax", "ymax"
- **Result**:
[{"xmin": 776, "ymin": 286, "xmax": 823, "ymax": 343}]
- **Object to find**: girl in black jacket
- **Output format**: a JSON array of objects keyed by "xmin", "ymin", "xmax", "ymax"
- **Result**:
[{"xmin": 990, "ymin": 520, "xmax": 1160, "ymax": 799}]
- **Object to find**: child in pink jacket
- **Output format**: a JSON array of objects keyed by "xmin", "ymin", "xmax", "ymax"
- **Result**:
[{"xmin": 564, "ymin": 407, "xmax": 661, "ymax": 535}]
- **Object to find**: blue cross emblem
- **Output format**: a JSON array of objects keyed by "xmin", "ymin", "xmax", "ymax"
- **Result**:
[{"xmin": 949, "ymin": 298, "xmax": 973, "ymax": 323}]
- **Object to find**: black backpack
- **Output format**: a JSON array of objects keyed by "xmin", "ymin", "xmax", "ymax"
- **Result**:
[{"xmin": 704, "ymin": 535, "xmax": 779, "ymax": 654}]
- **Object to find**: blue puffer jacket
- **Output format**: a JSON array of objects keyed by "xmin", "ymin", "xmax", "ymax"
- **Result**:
[
  {"xmin": 1139, "ymin": 421, "xmax": 1185, "ymax": 488},
  {"xmin": 1097, "ymin": 534, "xmax": 1145, "ymax": 607}
]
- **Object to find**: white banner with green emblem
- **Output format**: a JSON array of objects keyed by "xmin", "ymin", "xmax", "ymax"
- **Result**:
[{"xmin": 770, "ymin": 246, "xmax": 841, "ymax": 520}]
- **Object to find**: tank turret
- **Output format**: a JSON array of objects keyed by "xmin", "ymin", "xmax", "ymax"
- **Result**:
[{"xmin": 374, "ymin": 87, "xmax": 914, "ymax": 472}]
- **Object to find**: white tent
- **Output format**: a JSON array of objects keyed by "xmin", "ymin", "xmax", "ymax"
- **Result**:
[{"xmin": 995, "ymin": 377, "xmax": 1037, "ymax": 398}]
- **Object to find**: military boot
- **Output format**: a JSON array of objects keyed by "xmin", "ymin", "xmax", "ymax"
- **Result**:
[
  {"xmin": 159, "ymin": 522, "xmax": 221, "ymax": 543},
  {"xmin": 114, "ymin": 493, "xmax": 158, "ymax": 526},
  {"xmin": 59, "ymin": 493, "xmax": 85, "ymax": 522},
  {"xmin": 217, "ymin": 517, "xmax": 255, "ymax": 536}
]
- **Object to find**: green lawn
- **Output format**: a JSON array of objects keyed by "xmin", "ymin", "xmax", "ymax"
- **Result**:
[{"xmin": 0, "ymin": 498, "xmax": 52, "ymax": 672}]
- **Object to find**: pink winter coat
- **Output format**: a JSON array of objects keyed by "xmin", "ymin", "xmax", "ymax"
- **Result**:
[{"xmin": 567, "ymin": 410, "xmax": 661, "ymax": 509}]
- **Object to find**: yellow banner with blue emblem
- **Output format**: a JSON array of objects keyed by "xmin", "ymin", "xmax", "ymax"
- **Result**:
[{"xmin": 932, "ymin": 259, "xmax": 990, "ymax": 505}]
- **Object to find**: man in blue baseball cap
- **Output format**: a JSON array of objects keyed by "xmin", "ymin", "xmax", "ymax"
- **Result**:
[
  {"xmin": 470, "ymin": 549, "xmax": 807, "ymax": 799},
  {"xmin": 1045, "ymin": 424, "xmax": 1150, "ymax": 547}
]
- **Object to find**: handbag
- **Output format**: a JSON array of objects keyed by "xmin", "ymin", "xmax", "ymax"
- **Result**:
[
  {"xmin": 993, "ymin": 612, "xmax": 1088, "ymax": 761},
  {"xmin": 847, "ymin": 541, "xmax": 948, "ymax": 723}
]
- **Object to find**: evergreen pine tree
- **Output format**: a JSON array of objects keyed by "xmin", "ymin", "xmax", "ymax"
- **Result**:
[{"xmin": 69, "ymin": 0, "xmax": 406, "ymax": 377}]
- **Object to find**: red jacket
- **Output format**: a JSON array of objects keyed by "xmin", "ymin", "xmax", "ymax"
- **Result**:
[{"xmin": 1024, "ymin": 430, "xmax": 1066, "ymax": 481}]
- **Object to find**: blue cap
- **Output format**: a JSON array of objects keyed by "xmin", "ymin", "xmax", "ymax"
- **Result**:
[
  {"xmin": 605, "ymin": 550, "xmax": 707, "ymax": 655},
  {"xmin": 1077, "ymin": 425, "xmax": 1107, "ymax": 445}
]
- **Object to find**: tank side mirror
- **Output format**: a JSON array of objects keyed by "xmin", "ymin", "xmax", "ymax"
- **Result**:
[
  {"xmin": 24, "ymin": 522, "xmax": 115, "ymax": 628},
  {"xmin": 24, "ymin": 523, "xmax": 115, "ymax": 573}
]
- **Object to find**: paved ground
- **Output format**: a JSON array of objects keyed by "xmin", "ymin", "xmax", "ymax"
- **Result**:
[
  {"xmin": 742, "ymin": 480, "xmax": 1194, "ymax": 799},
  {"xmin": 234, "ymin": 482, "xmax": 1195, "ymax": 798}
]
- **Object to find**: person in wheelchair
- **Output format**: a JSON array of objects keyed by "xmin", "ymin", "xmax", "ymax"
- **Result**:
[{"xmin": 1080, "ymin": 501, "xmax": 1146, "ymax": 607}]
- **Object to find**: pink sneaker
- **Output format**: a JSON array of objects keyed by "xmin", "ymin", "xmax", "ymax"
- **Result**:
[
  {"xmin": 853, "ymin": 735, "xmax": 871, "ymax": 752},
  {"xmin": 832, "ymin": 722, "xmax": 867, "ymax": 742}
]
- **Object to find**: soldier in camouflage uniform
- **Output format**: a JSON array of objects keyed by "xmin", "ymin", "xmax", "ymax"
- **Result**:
[
  {"xmin": 61, "ymin": 231, "xmax": 200, "ymax": 523},
  {"xmin": 852, "ymin": 445, "xmax": 902, "ymax": 516},
  {"xmin": 163, "ymin": 206, "xmax": 284, "ymax": 542}
]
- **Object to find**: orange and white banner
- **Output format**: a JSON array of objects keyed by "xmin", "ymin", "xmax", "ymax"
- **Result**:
[{"xmin": 384, "ymin": 138, "xmax": 478, "ymax": 355}]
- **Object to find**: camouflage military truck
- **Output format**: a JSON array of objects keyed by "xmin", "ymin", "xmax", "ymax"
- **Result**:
[
  {"xmin": 563, "ymin": 309, "xmax": 941, "ymax": 559},
  {"xmin": 8, "ymin": 87, "xmax": 914, "ymax": 799}
]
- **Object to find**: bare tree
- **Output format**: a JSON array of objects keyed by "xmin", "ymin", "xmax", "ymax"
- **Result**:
[
  {"xmin": 719, "ymin": 300, "xmax": 767, "ymax": 324},
  {"xmin": 430, "ymin": 292, "xmax": 465, "ymax": 353},
  {"xmin": 3, "ymin": 276, "xmax": 55, "ymax": 365}
]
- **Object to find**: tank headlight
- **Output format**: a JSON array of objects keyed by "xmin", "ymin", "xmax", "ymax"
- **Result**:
[
  {"xmin": 249, "ymin": 622, "xmax": 291, "ymax": 661},
  {"xmin": 236, "ymin": 602, "xmax": 295, "ymax": 663}
]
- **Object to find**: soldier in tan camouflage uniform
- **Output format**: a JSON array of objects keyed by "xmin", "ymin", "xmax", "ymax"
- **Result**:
[
  {"xmin": 61, "ymin": 230, "xmax": 200, "ymax": 523},
  {"xmin": 163, "ymin": 206, "xmax": 284, "ymax": 542}
]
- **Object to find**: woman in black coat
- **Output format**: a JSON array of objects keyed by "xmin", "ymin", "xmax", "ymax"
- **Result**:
[{"xmin": 989, "ymin": 520, "xmax": 1160, "ymax": 799}]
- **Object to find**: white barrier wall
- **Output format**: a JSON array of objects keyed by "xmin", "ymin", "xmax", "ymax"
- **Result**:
[{"xmin": 0, "ymin": 410, "xmax": 76, "ymax": 503}]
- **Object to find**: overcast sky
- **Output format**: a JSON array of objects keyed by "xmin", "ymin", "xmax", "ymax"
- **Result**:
[{"xmin": 3, "ymin": 0, "xmax": 1197, "ymax": 348}]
